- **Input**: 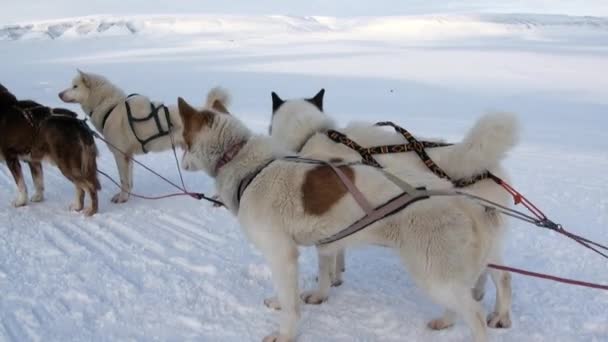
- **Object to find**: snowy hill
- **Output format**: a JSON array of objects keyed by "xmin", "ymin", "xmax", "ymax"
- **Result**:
[{"xmin": 2, "ymin": 13, "xmax": 608, "ymax": 41}]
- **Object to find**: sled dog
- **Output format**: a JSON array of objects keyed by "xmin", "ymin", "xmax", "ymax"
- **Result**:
[
  {"xmin": 1, "ymin": 83, "xmax": 100, "ymax": 215},
  {"xmin": 177, "ymin": 88, "xmax": 514, "ymax": 341}
]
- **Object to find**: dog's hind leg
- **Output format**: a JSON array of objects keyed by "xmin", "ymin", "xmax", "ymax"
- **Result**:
[
  {"xmin": 427, "ymin": 284, "xmax": 488, "ymax": 342},
  {"xmin": 69, "ymin": 185, "xmax": 85, "ymax": 212},
  {"xmin": 6, "ymin": 157, "xmax": 27, "ymax": 207},
  {"xmin": 82, "ymin": 184, "xmax": 98, "ymax": 217},
  {"xmin": 473, "ymin": 270, "xmax": 488, "ymax": 301},
  {"xmin": 486, "ymin": 260, "xmax": 512, "ymax": 329},
  {"xmin": 111, "ymin": 152, "xmax": 132, "ymax": 203},
  {"xmin": 332, "ymin": 250, "xmax": 345, "ymax": 287},
  {"xmin": 27, "ymin": 162, "xmax": 44, "ymax": 202},
  {"xmin": 301, "ymin": 248, "xmax": 333, "ymax": 305}
]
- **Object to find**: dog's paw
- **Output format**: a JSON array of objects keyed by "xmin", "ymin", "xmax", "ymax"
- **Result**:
[
  {"xmin": 264, "ymin": 297, "xmax": 281, "ymax": 310},
  {"xmin": 427, "ymin": 318, "xmax": 454, "ymax": 330},
  {"xmin": 70, "ymin": 202, "xmax": 83, "ymax": 212},
  {"xmin": 12, "ymin": 196, "xmax": 27, "ymax": 207},
  {"xmin": 487, "ymin": 311, "xmax": 511, "ymax": 329},
  {"xmin": 83, "ymin": 207, "xmax": 97, "ymax": 217},
  {"xmin": 300, "ymin": 290, "xmax": 327, "ymax": 305},
  {"xmin": 30, "ymin": 192, "xmax": 44, "ymax": 203},
  {"xmin": 111, "ymin": 192, "xmax": 129, "ymax": 203},
  {"xmin": 262, "ymin": 332, "xmax": 292, "ymax": 342},
  {"xmin": 331, "ymin": 277, "xmax": 343, "ymax": 287}
]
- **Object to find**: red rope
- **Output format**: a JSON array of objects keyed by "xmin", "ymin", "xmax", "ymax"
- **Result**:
[
  {"xmin": 490, "ymin": 174, "xmax": 546, "ymax": 220},
  {"xmin": 488, "ymin": 263, "xmax": 608, "ymax": 290}
]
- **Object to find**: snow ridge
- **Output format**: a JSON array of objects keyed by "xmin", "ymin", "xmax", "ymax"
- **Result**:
[{"xmin": 1, "ymin": 13, "xmax": 607, "ymax": 41}]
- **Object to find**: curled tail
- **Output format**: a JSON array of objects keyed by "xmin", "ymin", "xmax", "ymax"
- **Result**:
[
  {"xmin": 205, "ymin": 87, "xmax": 231, "ymax": 114},
  {"xmin": 442, "ymin": 112, "xmax": 519, "ymax": 179}
]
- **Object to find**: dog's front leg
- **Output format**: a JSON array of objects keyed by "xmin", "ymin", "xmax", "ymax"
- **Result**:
[
  {"xmin": 262, "ymin": 242, "xmax": 300, "ymax": 342},
  {"xmin": 27, "ymin": 162, "xmax": 44, "ymax": 202},
  {"xmin": 111, "ymin": 152, "xmax": 132, "ymax": 203},
  {"xmin": 6, "ymin": 157, "xmax": 28, "ymax": 207},
  {"xmin": 301, "ymin": 248, "xmax": 333, "ymax": 305}
]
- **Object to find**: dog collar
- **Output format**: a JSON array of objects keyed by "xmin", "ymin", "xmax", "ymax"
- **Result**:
[{"xmin": 215, "ymin": 141, "xmax": 247, "ymax": 174}]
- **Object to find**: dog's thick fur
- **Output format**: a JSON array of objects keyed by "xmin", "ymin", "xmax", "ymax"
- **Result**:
[
  {"xmin": 59, "ymin": 71, "xmax": 185, "ymax": 203},
  {"xmin": 178, "ymin": 88, "xmax": 513, "ymax": 342},
  {"xmin": 0, "ymin": 84, "xmax": 100, "ymax": 215},
  {"xmin": 270, "ymin": 90, "xmax": 517, "ymax": 325}
]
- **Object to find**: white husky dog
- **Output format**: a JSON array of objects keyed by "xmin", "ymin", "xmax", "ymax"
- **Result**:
[
  {"xmin": 178, "ymin": 88, "xmax": 516, "ymax": 342},
  {"xmin": 59, "ymin": 71, "xmax": 225, "ymax": 203},
  {"xmin": 269, "ymin": 89, "xmax": 518, "ymax": 330}
]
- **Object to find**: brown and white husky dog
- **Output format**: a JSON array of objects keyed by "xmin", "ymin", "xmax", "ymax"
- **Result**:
[
  {"xmin": 177, "ymin": 87, "xmax": 514, "ymax": 342},
  {"xmin": 0, "ymin": 83, "xmax": 100, "ymax": 215}
]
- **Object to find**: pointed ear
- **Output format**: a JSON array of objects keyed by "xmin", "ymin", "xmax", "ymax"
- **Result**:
[
  {"xmin": 306, "ymin": 88, "xmax": 325, "ymax": 112},
  {"xmin": 212, "ymin": 100, "xmax": 230, "ymax": 115},
  {"xmin": 177, "ymin": 97, "xmax": 197, "ymax": 124},
  {"xmin": 271, "ymin": 92, "xmax": 285, "ymax": 113},
  {"xmin": 77, "ymin": 69, "xmax": 91, "ymax": 87}
]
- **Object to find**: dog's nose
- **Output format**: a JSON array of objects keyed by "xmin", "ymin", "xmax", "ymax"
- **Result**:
[{"xmin": 58, "ymin": 91, "xmax": 64, "ymax": 101}]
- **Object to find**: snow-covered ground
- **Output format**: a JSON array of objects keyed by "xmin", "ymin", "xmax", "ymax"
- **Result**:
[{"xmin": 1, "ymin": 13, "xmax": 607, "ymax": 341}]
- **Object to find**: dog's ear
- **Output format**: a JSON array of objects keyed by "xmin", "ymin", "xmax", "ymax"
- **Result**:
[
  {"xmin": 77, "ymin": 69, "xmax": 91, "ymax": 88},
  {"xmin": 178, "ymin": 97, "xmax": 197, "ymax": 124},
  {"xmin": 271, "ymin": 92, "xmax": 285, "ymax": 113},
  {"xmin": 306, "ymin": 88, "xmax": 325, "ymax": 112},
  {"xmin": 211, "ymin": 100, "xmax": 230, "ymax": 115}
]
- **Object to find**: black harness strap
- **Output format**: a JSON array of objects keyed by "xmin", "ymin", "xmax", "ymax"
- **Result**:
[
  {"xmin": 326, "ymin": 122, "xmax": 493, "ymax": 188},
  {"xmin": 375, "ymin": 121, "xmax": 494, "ymax": 187},
  {"xmin": 327, "ymin": 130, "xmax": 383, "ymax": 168},
  {"xmin": 99, "ymin": 104, "xmax": 118, "ymax": 132},
  {"xmin": 124, "ymin": 94, "xmax": 173, "ymax": 153},
  {"xmin": 236, "ymin": 159, "xmax": 276, "ymax": 206}
]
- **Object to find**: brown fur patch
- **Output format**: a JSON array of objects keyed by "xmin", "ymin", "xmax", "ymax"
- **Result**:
[
  {"xmin": 302, "ymin": 165, "xmax": 355, "ymax": 216},
  {"xmin": 178, "ymin": 97, "xmax": 215, "ymax": 149},
  {"xmin": 182, "ymin": 110, "xmax": 214, "ymax": 148}
]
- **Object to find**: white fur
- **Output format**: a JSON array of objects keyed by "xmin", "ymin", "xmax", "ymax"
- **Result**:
[
  {"xmin": 59, "ymin": 70, "xmax": 187, "ymax": 203},
  {"xmin": 206, "ymin": 86, "xmax": 231, "ymax": 108},
  {"xmin": 181, "ymin": 89, "xmax": 511, "ymax": 341}
]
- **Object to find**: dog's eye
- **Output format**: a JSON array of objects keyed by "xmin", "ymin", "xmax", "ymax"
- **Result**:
[{"xmin": 72, "ymin": 85, "xmax": 78, "ymax": 89}]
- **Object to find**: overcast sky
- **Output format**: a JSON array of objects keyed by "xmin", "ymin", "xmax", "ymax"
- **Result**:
[{"xmin": 2, "ymin": 0, "xmax": 607, "ymax": 24}]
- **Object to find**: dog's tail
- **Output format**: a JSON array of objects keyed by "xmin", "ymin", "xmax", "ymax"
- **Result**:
[
  {"xmin": 205, "ymin": 87, "xmax": 231, "ymax": 114},
  {"xmin": 441, "ymin": 112, "xmax": 519, "ymax": 179},
  {"xmin": 81, "ymin": 140, "xmax": 101, "ymax": 190}
]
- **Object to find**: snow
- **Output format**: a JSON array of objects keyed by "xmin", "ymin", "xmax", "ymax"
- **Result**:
[{"xmin": 1, "ymin": 12, "xmax": 608, "ymax": 342}]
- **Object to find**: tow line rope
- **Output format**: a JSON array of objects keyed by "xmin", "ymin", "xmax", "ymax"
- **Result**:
[{"xmin": 86, "ymin": 122, "xmax": 224, "ymax": 207}]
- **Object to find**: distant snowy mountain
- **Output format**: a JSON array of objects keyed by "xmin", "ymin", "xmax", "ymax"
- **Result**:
[{"xmin": 1, "ymin": 13, "xmax": 607, "ymax": 41}]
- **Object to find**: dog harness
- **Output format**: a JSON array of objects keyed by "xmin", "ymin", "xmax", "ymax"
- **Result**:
[
  {"xmin": 232, "ymin": 155, "xmax": 467, "ymax": 245},
  {"xmin": 95, "ymin": 94, "xmax": 173, "ymax": 153},
  {"xmin": 325, "ymin": 122, "xmax": 495, "ymax": 188}
]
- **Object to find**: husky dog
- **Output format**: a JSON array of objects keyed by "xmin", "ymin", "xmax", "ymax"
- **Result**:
[
  {"xmin": 177, "ymin": 88, "xmax": 516, "ymax": 342},
  {"xmin": 0, "ymin": 84, "xmax": 100, "ymax": 215},
  {"xmin": 59, "ymin": 71, "xmax": 200, "ymax": 203},
  {"xmin": 270, "ymin": 89, "xmax": 517, "ymax": 326}
]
